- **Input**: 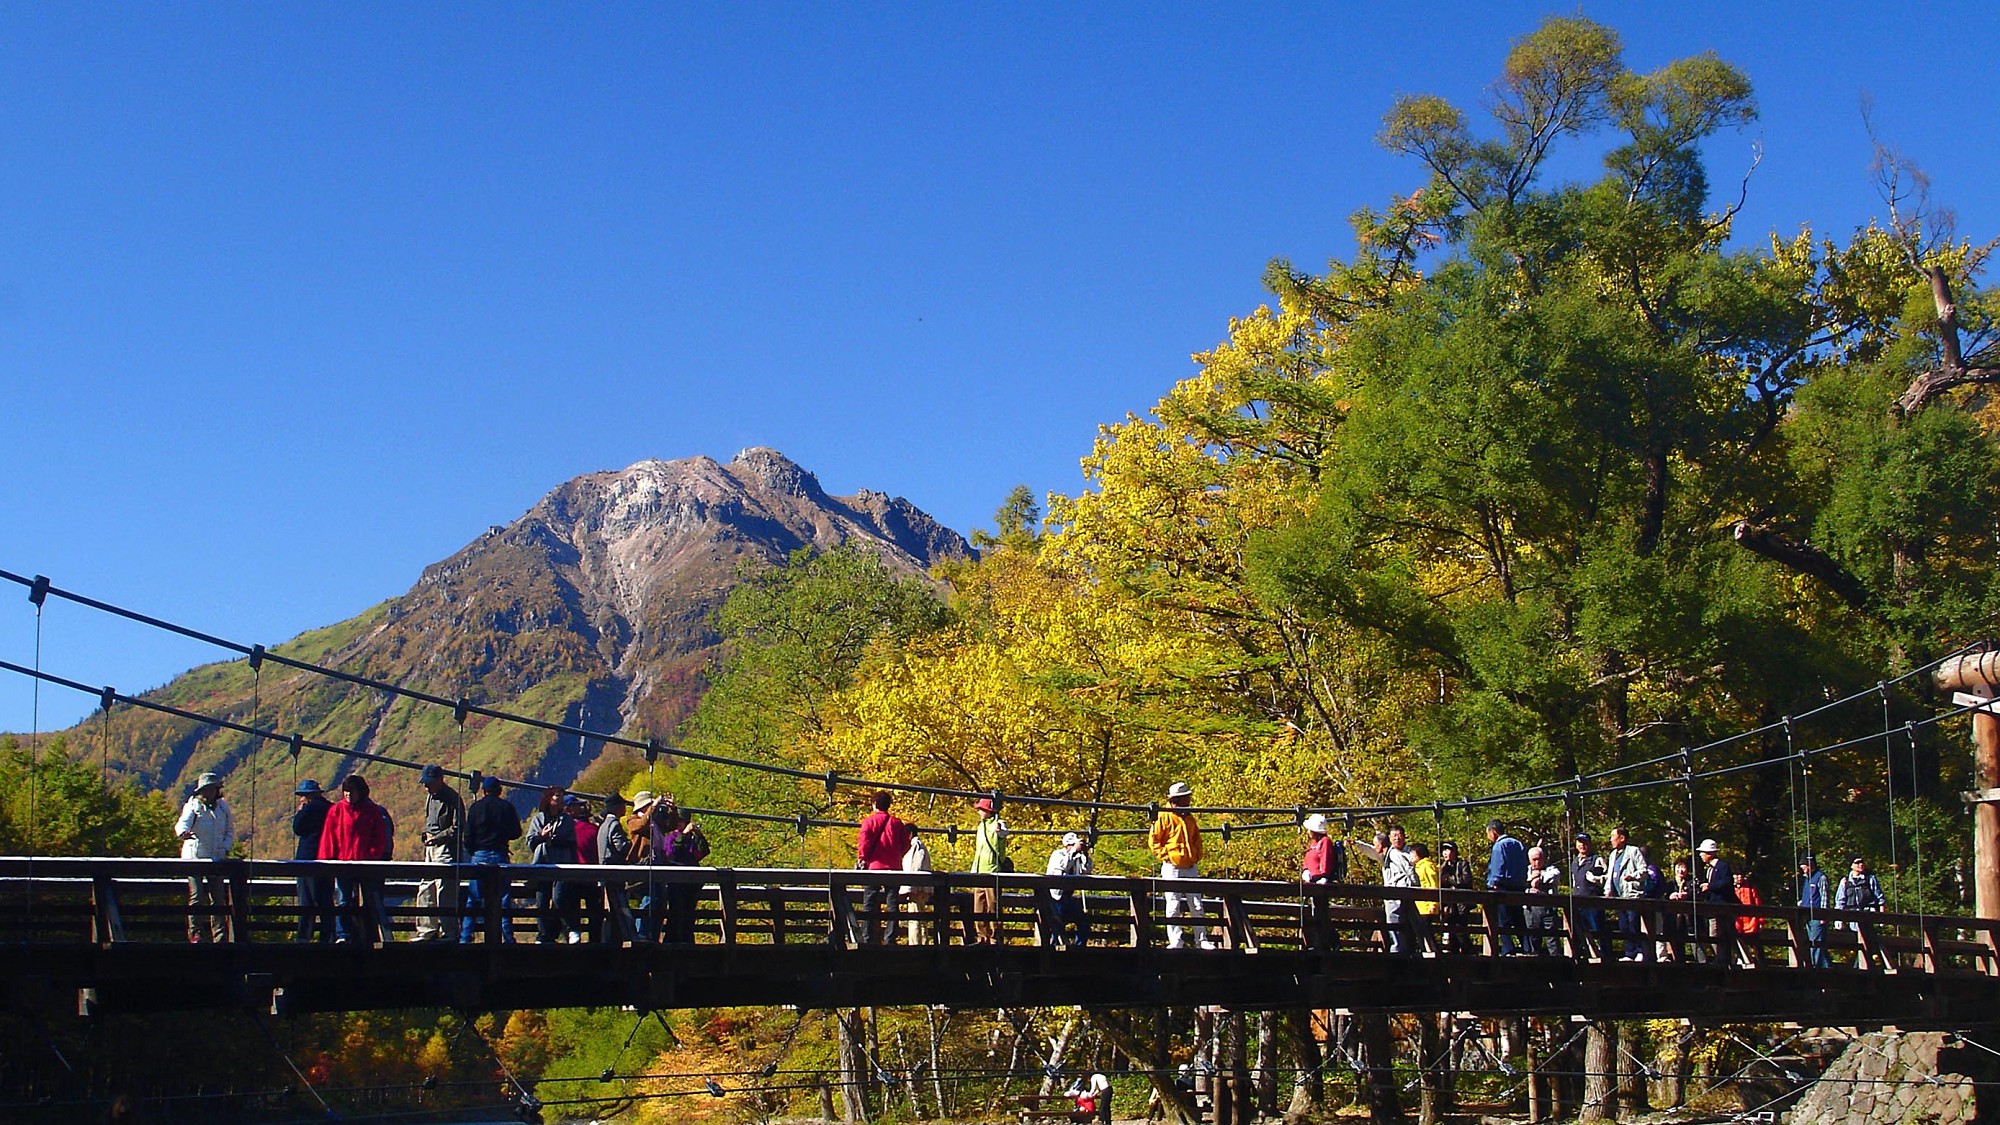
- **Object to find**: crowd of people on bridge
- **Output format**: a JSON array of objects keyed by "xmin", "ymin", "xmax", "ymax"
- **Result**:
[{"xmin": 170, "ymin": 766, "xmax": 1911, "ymax": 965}]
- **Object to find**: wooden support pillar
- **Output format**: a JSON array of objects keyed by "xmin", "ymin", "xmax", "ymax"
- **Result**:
[{"xmin": 1932, "ymin": 655, "xmax": 2000, "ymax": 919}]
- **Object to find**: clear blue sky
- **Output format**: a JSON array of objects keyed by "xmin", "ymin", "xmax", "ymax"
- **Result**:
[{"xmin": 5, "ymin": 2, "xmax": 1997, "ymax": 731}]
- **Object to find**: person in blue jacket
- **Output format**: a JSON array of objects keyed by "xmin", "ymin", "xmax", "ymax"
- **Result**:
[
  {"xmin": 1797, "ymin": 854, "xmax": 1830, "ymax": 968},
  {"xmin": 1485, "ymin": 819, "xmax": 1528, "ymax": 954}
]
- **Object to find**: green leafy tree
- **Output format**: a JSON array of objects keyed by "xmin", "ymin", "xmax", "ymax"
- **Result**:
[
  {"xmin": 674, "ymin": 547, "xmax": 953, "ymax": 865},
  {"xmin": 0, "ymin": 735, "xmax": 176, "ymax": 856}
]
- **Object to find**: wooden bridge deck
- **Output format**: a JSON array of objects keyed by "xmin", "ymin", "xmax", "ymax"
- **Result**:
[{"xmin": 3, "ymin": 858, "xmax": 1995, "ymax": 1028}]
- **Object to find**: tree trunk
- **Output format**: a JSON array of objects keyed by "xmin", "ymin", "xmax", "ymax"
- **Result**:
[
  {"xmin": 1356, "ymin": 1013, "xmax": 1404, "ymax": 1125},
  {"xmin": 1227, "ymin": 1011, "xmax": 1252, "ymax": 1125},
  {"xmin": 1095, "ymin": 1009, "xmax": 1202, "ymax": 1125},
  {"xmin": 926, "ymin": 1007, "xmax": 950, "ymax": 1118},
  {"xmin": 1580, "ymin": 1021, "xmax": 1615, "ymax": 1124},
  {"xmin": 1041, "ymin": 1015, "xmax": 1079, "ymax": 1098},
  {"xmin": 1618, "ymin": 1021, "xmax": 1650, "ymax": 1113},
  {"xmin": 1285, "ymin": 1012, "xmax": 1324, "ymax": 1123},
  {"xmin": 1255, "ymin": 1013, "xmax": 1278, "ymax": 1117},
  {"xmin": 1416, "ymin": 1012, "xmax": 1453, "ymax": 1125},
  {"xmin": 837, "ymin": 1008, "xmax": 869, "ymax": 1125}
]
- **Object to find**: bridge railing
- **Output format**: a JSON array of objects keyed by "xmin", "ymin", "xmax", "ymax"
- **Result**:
[{"xmin": 0, "ymin": 857, "xmax": 1994, "ymax": 976}]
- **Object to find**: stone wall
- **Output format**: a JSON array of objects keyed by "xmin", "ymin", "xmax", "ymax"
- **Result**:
[{"xmin": 1789, "ymin": 1031, "xmax": 1996, "ymax": 1125}]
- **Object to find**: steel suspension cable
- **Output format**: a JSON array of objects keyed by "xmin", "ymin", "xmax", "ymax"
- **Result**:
[
  {"xmin": 4, "ymin": 565, "xmax": 1986, "ymax": 824},
  {"xmin": 1881, "ymin": 684, "xmax": 1901, "ymax": 912}
]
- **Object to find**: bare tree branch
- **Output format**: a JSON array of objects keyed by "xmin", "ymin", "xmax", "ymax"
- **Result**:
[{"xmin": 1731, "ymin": 521, "xmax": 1870, "ymax": 610}]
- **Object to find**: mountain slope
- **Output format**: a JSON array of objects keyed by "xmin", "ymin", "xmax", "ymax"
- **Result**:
[{"xmin": 79, "ymin": 448, "xmax": 969, "ymax": 853}]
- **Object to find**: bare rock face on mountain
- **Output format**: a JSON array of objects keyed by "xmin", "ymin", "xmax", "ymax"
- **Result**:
[{"xmin": 97, "ymin": 449, "xmax": 969, "ymax": 853}]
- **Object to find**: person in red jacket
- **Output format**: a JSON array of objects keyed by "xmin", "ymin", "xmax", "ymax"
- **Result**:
[
  {"xmin": 319, "ymin": 775, "xmax": 394, "ymax": 944},
  {"xmin": 855, "ymin": 791, "xmax": 911, "ymax": 945}
]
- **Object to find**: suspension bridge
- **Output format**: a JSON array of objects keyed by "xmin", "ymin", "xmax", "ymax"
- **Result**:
[{"xmin": 3, "ymin": 568, "xmax": 2000, "ymax": 1037}]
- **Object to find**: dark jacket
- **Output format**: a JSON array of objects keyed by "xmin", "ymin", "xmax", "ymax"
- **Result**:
[
  {"xmin": 422, "ymin": 786, "xmax": 466, "ymax": 862},
  {"xmin": 526, "ymin": 810, "xmax": 578, "ymax": 865},
  {"xmin": 1700, "ymin": 857, "xmax": 1735, "ymax": 903},
  {"xmin": 292, "ymin": 795, "xmax": 332, "ymax": 862},
  {"xmin": 464, "ymin": 793, "xmax": 523, "ymax": 856}
]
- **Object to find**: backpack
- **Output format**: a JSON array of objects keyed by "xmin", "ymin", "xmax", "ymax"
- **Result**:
[
  {"xmin": 1637, "ymin": 864, "xmax": 1666, "ymax": 899},
  {"xmin": 903, "ymin": 836, "xmax": 932, "ymax": 874},
  {"xmin": 1328, "ymin": 839, "xmax": 1349, "ymax": 883}
]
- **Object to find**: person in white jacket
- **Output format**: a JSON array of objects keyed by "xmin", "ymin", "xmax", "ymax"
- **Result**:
[{"xmin": 174, "ymin": 771, "xmax": 237, "ymax": 942}]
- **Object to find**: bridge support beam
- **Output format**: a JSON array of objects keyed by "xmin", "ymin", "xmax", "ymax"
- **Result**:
[{"xmin": 1932, "ymin": 655, "xmax": 2000, "ymax": 920}]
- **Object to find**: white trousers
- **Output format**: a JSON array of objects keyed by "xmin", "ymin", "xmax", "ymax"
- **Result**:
[{"xmin": 1161, "ymin": 862, "xmax": 1205, "ymax": 948}]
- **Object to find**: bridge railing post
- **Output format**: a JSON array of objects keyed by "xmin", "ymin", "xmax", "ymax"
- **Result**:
[
  {"xmin": 226, "ymin": 861, "xmax": 251, "ymax": 944},
  {"xmin": 828, "ymin": 876, "xmax": 856, "ymax": 950},
  {"xmin": 1129, "ymin": 887, "xmax": 1153, "ymax": 950}
]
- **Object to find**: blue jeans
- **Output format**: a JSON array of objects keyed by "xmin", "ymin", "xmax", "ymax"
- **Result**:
[
  {"xmin": 1805, "ymin": 919, "xmax": 1829, "ymax": 968},
  {"xmin": 334, "ymin": 878, "xmax": 387, "ymax": 944},
  {"xmin": 460, "ymin": 851, "xmax": 515, "ymax": 943}
]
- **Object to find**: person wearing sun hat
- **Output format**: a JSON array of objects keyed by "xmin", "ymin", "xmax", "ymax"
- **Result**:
[
  {"xmin": 1300, "ymin": 813, "xmax": 1336, "ymax": 949},
  {"xmin": 1149, "ymin": 782, "xmax": 1209, "ymax": 949},
  {"xmin": 175, "ymin": 771, "xmax": 236, "ymax": 943},
  {"xmin": 968, "ymin": 797, "xmax": 1010, "ymax": 944},
  {"xmin": 291, "ymin": 778, "xmax": 335, "ymax": 942}
]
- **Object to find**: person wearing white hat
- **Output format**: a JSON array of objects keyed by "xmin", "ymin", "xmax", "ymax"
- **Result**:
[
  {"xmin": 1148, "ymin": 782, "xmax": 1209, "ymax": 949},
  {"xmin": 1300, "ymin": 813, "xmax": 1338, "ymax": 949},
  {"xmin": 1693, "ymin": 838, "xmax": 1734, "ymax": 963},
  {"xmin": 1045, "ymin": 831, "xmax": 1092, "ymax": 947},
  {"xmin": 175, "ymin": 771, "xmax": 236, "ymax": 943}
]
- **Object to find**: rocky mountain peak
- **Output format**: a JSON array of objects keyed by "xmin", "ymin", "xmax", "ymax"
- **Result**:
[
  {"xmin": 97, "ymin": 448, "xmax": 972, "ymax": 866},
  {"xmin": 728, "ymin": 446, "xmax": 824, "ymax": 499}
]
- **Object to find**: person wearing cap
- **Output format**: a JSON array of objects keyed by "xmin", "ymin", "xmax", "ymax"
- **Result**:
[
  {"xmin": 1149, "ymin": 782, "xmax": 1208, "ymax": 950},
  {"xmin": 291, "ymin": 779, "xmax": 335, "ymax": 943},
  {"xmin": 176, "ymin": 771, "xmax": 237, "ymax": 943},
  {"xmin": 1834, "ymin": 854, "xmax": 1885, "ymax": 965},
  {"xmin": 1797, "ymin": 853, "xmax": 1830, "ymax": 968},
  {"xmin": 412, "ymin": 764, "xmax": 466, "ymax": 942},
  {"xmin": 968, "ymin": 797, "xmax": 1010, "ymax": 945},
  {"xmin": 319, "ymin": 775, "xmax": 394, "ymax": 944},
  {"xmin": 1044, "ymin": 831, "xmax": 1092, "ymax": 948},
  {"xmin": 1300, "ymin": 814, "xmax": 1336, "ymax": 950},
  {"xmin": 1694, "ymin": 838, "xmax": 1734, "ymax": 962},
  {"xmin": 461, "ymin": 776, "xmax": 521, "ymax": 943},
  {"xmin": 623, "ymin": 791, "xmax": 658, "ymax": 939},
  {"xmin": 1436, "ymin": 841, "xmax": 1475, "ymax": 953},
  {"xmin": 1570, "ymin": 832, "xmax": 1608, "ymax": 957},
  {"xmin": 856, "ymin": 791, "xmax": 912, "ymax": 945}
]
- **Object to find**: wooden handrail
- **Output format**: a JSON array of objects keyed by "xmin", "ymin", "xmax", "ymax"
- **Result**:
[{"xmin": 1, "ymin": 856, "xmax": 1994, "ymax": 974}]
